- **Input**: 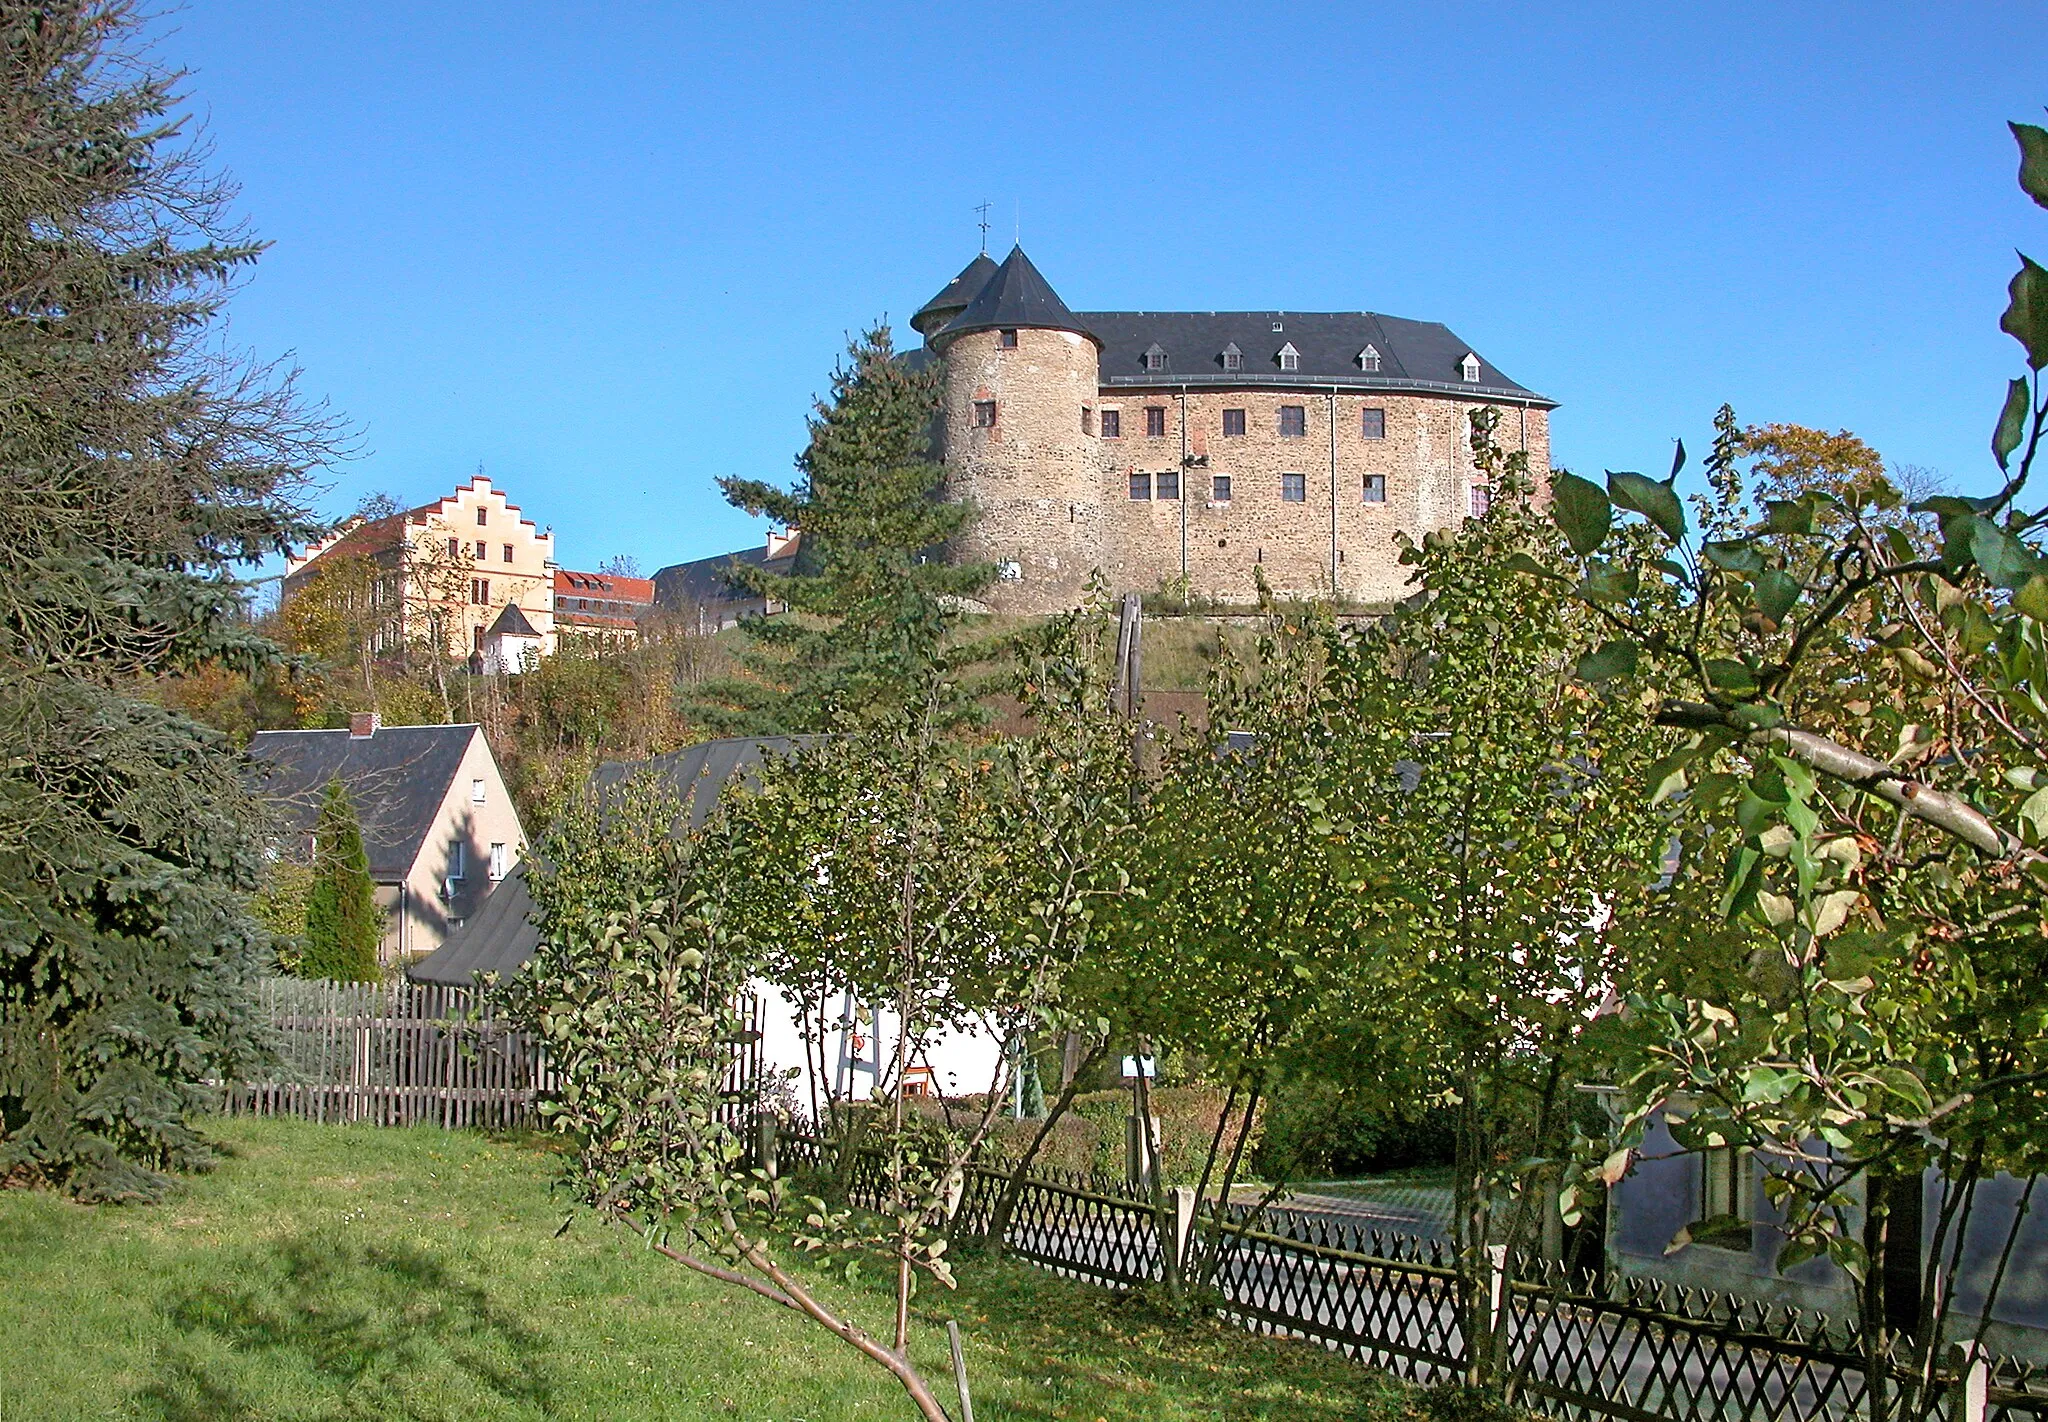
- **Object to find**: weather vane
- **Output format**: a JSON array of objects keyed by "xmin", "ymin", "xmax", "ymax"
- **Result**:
[{"xmin": 974, "ymin": 200, "xmax": 992, "ymax": 254}]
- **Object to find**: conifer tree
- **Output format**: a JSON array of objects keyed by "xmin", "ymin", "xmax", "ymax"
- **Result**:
[
  {"xmin": 300, "ymin": 780, "xmax": 381, "ymax": 982},
  {"xmin": 0, "ymin": 2, "xmax": 335, "ymax": 1198},
  {"xmin": 688, "ymin": 322, "xmax": 994, "ymax": 733}
]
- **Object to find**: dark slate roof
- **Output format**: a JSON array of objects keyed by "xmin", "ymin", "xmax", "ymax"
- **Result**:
[
  {"xmin": 1080, "ymin": 311, "xmax": 1552, "ymax": 404},
  {"xmin": 406, "ymin": 861, "xmax": 538, "ymax": 986},
  {"xmin": 935, "ymin": 246, "xmax": 1096, "ymax": 347},
  {"xmin": 406, "ymin": 735, "xmax": 823, "ymax": 986},
  {"xmin": 652, "ymin": 545, "xmax": 796, "ymax": 610},
  {"xmin": 247, "ymin": 725, "xmax": 478, "ymax": 881},
  {"xmin": 911, "ymin": 252, "xmax": 999, "ymax": 338},
  {"xmin": 488, "ymin": 603, "xmax": 539, "ymax": 637}
]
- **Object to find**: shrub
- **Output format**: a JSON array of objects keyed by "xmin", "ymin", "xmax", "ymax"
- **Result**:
[
  {"xmin": 300, "ymin": 780, "xmax": 380, "ymax": 982},
  {"xmin": 1252, "ymin": 1079, "xmax": 1455, "ymax": 1180}
]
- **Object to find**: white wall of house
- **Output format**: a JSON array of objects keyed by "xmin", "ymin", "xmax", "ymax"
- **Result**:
[
  {"xmin": 753, "ymin": 980, "xmax": 1006, "ymax": 1124},
  {"xmin": 395, "ymin": 728, "xmax": 527, "ymax": 963}
]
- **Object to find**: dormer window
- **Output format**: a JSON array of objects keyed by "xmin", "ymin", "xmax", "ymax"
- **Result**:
[
  {"xmin": 1271, "ymin": 319, "xmax": 1284, "ymax": 333},
  {"xmin": 1277, "ymin": 342, "xmax": 1300, "ymax": 372},
  {"xmin": 1360, "ymin": 345, "xmax": 1381, "ymax": 373},
  {"xmin": 1461, "ymin": 352, "xmax": 1482, "ymax": 382},
  {"xmin": 1143, "ymin": 343, "xmax": 1168, "ymax": 373},
  {"xmin": 1221, "ymin": 342, "xmax": 1243, "ymax": 372}
]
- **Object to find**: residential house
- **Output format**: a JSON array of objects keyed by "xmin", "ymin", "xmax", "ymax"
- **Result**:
[
  {"xmin": 283, "ymin": 476, "xmax": 557, "ymax": 664},
  {"xmin": 651, "ymin": 529, "xmax": 799, "ymax": 633},
  {"xmin": 249, "ymin": 715, "xmax": 526, "ymax": 963}
]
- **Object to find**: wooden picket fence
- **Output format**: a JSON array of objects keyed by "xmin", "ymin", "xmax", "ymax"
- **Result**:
[{"xmin": 217, "ymin": 977, "xmax": 549, "ymax": 1128}]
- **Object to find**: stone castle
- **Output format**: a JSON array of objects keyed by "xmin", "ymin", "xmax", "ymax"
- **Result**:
[{"xmin": 905, "ymin": 245, "xmax": 1554, "ymax": 614}]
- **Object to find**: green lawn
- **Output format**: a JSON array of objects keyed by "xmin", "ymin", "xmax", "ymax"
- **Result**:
[{"xmin": 0, "ymin": 1116, "xmax": 1412, "ymax": 1420}]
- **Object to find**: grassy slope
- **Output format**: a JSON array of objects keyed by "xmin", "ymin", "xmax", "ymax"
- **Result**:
[{"xmin": 0, "ymin": 1117, "xmax": 1408, "ymax": 1421}]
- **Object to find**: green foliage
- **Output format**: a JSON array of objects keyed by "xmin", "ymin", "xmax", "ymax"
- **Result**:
[
  {"xmin": 1253, "ymin": 1081, "xmax": 1455, "ymax": 1181},
  {"xmin": 690, "ymin": 322, "xmax": 997, "ymax": 734},
  {"xmin": 299, "ymin": 780, "xmax": 380, "ymax": 981},
  {"xmin": 0, "ymin": 1, "xmax": 333, "ymax": 1199},
  {"xmin": 248, "ymin": 858, "xmax": 314, "ymax": 974}
]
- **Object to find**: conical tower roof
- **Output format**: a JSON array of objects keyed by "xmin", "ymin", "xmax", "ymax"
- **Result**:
[
  {"xmin": 911, "ymin": 252, "xmax": 999, "ymax": 339},
  {"xmin": 934, "ymin": 246, "xmax": 1097, "ymax": 349}
]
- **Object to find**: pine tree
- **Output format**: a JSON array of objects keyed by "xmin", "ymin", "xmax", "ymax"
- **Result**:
[
  {"xmin": 300, "ymin": 780, "xmax": 381, "ymax": 982},
  {"xmin": 688, "ymin": 321, "xmax": 995, "ymax": 733},
  {"xmin": 0, "ymin": 2, "xmax": 336, "ymax": 1198}
]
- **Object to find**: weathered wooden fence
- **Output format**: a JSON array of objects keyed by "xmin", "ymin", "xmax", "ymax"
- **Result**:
[
  {"xmin": 782, "ymin": 1129, "xmax": 2048, "ymax": 1422},
  {"xmin": 217, "ymin": 978, "xmax": 549, "ymax": 1128}
]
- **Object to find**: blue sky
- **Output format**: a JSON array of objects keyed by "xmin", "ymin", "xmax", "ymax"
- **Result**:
[{"xmin": 171, "ymin": 1, "xmax": 2048, "ymax": 577}]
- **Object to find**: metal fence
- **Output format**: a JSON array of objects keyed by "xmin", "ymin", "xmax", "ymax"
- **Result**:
[
  {"xmin": 216, "ymin": 978, "xmax": 548, "ymax": 1128},
  {"xmin": 783, "ymin": 1129, "xmax": 2048, "ymax": 1422}
]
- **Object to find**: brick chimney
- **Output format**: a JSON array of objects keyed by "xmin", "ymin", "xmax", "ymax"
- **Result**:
[{"xmin": 348, "ymin": 712, "xmax": 380, "ymax": 739}]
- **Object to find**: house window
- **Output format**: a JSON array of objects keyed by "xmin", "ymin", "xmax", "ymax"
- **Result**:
[
  {"xmin": 1281, "ymin": 472, "xmax": 1307, "ymax": 502},
  {"xmin": 503, "ymin": 543, "xmax": 514, "ymax": 562},
  {"xmin": 472, "ymin": 626, "xmax": 485, "ymax": 652},
  {"xmin": 1360, "ymin": 345, "xmax": 1381, "ymax": 372},
  {"xmin": 471, "ymin": 777, "xmax": 486, "ymax": 805},
  {"xmin": 447, "ymin": 536, "xmax": 461, "ymax": 558},
  {"xmin": 1129, "ymin": 471, "xmax": 1152, "ymax": 500},
  {"xmin": 1470, "ymin": 484, "xmax": 1492, "ymax": 518},
  {"xmin": 1221, "ymin": 342, "xmax": 1243, "ymax": 371},
  {"xmin": 1363, "ymin": 474, "xmax": 1387, "ymax": 503},
  {"xmin": 1157, "ymin": 470, "xmax": 1180, "ymax": 501},
  {"xmin": 449, "ymin": 839, "xmax": 466, "ymax": 881},
  {"xmin": 1143, "ymin": 343, "xmax": 1167, "ymax": 372},
  {"xmin": 999, "ymin": 328, "xmax": 1018, "ymax": 348},
  {"xmin": 1082, "ymin": 406, "xmax": 1094, "ymax": 435},
  {"xmin": 1277, "ymin": 342, "xmax": 1300, "ymax": 372},
  {"xmin": 476, "ymin": 507, "xmax": 488, "ymax": 527},
  {"xmin": 1462, "ymin": 353, "xmax": 1482, "ymax": 382},
  {"xmin": 471, "ymin": 578, "xmax": 490, "ymax": 604},
  {"xmin": 973, "ymin": 400, "xmax": 996, "ymax": 428},
  {"xmin": 489, "ymin": 842, "xmax": 507, "ymax": 882},
  {"xmin": 1278, "ymin": 405, "xmax": 1306, "ymax": 438},
  {"xmin": 1146, "ymin": 406, "xmax": 1167, "ymax": 437},
  {"xmin": 1696, "ymin": 1146, "xmax": 1753, "ymax": 1250},
  {"xmin": 1100, "ymin": 409, "xmax": 1121, "ymax": 439},
  {"xmin": 1361, "ymin": 407, "xmax": 1386, "ymax": 440},
  {"xmin": 1222, "ymin": 408, "xmax": 1246, "ymax": 437},
  {"xmin": 1211, "ymin": 473, "xmax": 1233, "ymax": 502}
]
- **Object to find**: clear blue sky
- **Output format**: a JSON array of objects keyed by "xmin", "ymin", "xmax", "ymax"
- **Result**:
[{"xmin": 170, "ymin": 1, "xmax": 2048, "ymax": 576}]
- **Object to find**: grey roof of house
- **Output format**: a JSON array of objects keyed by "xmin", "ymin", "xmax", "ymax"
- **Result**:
[
  {"xmin": 489, "ymin": 603, "xmax": 539, "ymax": 637},
  {"xmin": 935, "ymin": 246, "xmax": 1095, "ymax": 346},
  {"xmin": 651, "ymin": 545, "xmax": 797, "ymax": 610},
  {"xmin": 247, "ymin": 724, "xmax": 478, "ymax": 881},
  {"xmin": 912, "ymin": 252, "xmax": 999, "ymax": 337},
  {"xmin": 1079, "ymin": 310, "xmax": 1552, "ymax": 404},
  {"xmin": 405, "ymin": 735, "xmax": 823, "ymax": 987}
]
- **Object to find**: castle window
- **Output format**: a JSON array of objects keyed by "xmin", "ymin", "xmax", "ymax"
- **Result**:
[
  {"xmin": 475, "ymin": 541, "xmax": 489, "ymax": 559},
  {"xmin": 1129, "ymin": 471, "xmax": 1152, "ymax": 501},
  {"xmin": 475, "ymin": 507, "xmax": 487, "ymax": 527},
  {"xmin": 1278, "ymin": 405, "xmax": 1307, "ymax": 438},
  {"xmin": 1223, "ymin": 408, "xmax": 1246, "ymax": 437},
  {"xmin": 471, "ymin": 578, "xmax": 490, "ymax": 605},
  {"xmin": 1082, "ymin": 406, "xmax": 1094, "ymax": 435},
  {"xmin": 1145, "ymin": 406, "xmax": 1167, "ymax": 437},
  {"xmin": 1143, "ymin": 343, "xmax": 1168, "ymax": 372},
  {"xmin": 503, "ymin": 543, "xmax": 514, "ymax": 562},
  {"xmin": 1461, "ymin": 353, "xmax": 1482, "ymax": 382},
  {"xmin": 1221, "ymin": 342, "xmax": 1243, "ymax": 372},
  {"xmin": 1281, "ymin": 472, "xmax": 1307, "ymax": 502},
  {"xmin": 973, "ymin": 400, "xmax": 997, "ymax": 428},
  {"xmin": 447, "ymin": 537, "xmax": 461, "ymax": 558},
  {"xmin": 1212, "ymin": 473, "xmax": 1233, "ymax": 502},
  {"xmin": 1470, "ymin": 484, "xmax": 1492, "ymax": 517},
  {"xmin": 1277, "ymin": 342, "xmax": 1300, "ymax": 372},
  {"xmin": 1362, "ymin": 407, "xmax": 1386, "ymax": 440},
  {"xmin": 1360, "ymin": 345, "xmax": 1381, "ymax": 372},
  {"xmin": 1157, "ymin": 470, "xmax": 1181, "ymax": 501},
  {"xmin": 999, "ymin": 328, "xmax": 1018, "ymax": 348},
  {"xmin": 1101, "ymin": 409, "xmax": 1121, "ymax": 439},
  {"xmin": 1363, "ymin": 474, "xmax": 1387, "ymax": 503}
]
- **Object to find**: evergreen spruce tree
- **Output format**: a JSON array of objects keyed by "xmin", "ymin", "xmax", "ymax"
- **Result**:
[
  {"xmin": 300, "ymin": 780, "xmax": 381, "ymax": 982},
  {"xmin": 0, "ymin": 2, "xmax": 335, "ymax": 1198},
  {"xmin": 688, "ymin": 321, "xmax": 995, "ymax": 733}
]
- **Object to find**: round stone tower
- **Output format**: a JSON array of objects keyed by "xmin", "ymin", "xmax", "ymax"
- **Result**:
[{"xmin": 929, "ymin": 246, "xmax": 1104, "ymax": 614}]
